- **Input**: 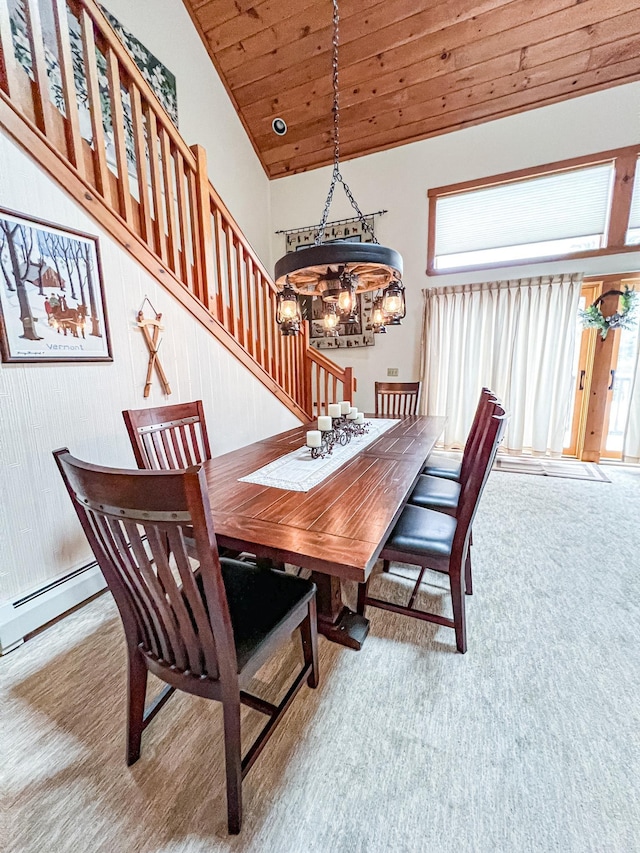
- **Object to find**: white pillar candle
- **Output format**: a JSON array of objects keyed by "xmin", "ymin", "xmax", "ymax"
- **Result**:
[
  {"xmin": 340, "ymin": 401, "xmax": 351, "ymax": 415},
  {"xmin": 318, "ymin": 415, "xmax": 332, "ymax": 431},
  {"xmin": 349, "ymin": 407, "xmax": 358, "ymax": 416},
  {"xmin": 306, "ymin": 430, "xmax": 322, "ymax": 447},
  {"xmin": 328, "ymin": 403, "xmax": 342, "ymax": 418},
  {"xmin": 346, "ymin": 410, "xmax": 358, "ymax": 420},
  {"xmin": 355, "ymin": 413, "xmax": 365, "ymax": 424}
]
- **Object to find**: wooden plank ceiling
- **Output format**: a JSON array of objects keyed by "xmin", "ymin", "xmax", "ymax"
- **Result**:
[{"xmin": 182, "ymin": 0, "xmax": 640, "ymax": 178}]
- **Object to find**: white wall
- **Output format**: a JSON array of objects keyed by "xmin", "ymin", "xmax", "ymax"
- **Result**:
[
  {"xmin": 270, "ymin": 83, "xmax": 640, "ymax": 412},
  {"xmin": 0, "ymin": 132, "xmax": 299, "ymax": 604},
  {"xmin": 103, "ymin": 0, "xmax": 272, "ymax": 264}
]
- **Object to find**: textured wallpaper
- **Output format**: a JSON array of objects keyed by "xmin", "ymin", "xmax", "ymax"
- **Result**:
[{"xmin": 0, "ymin": 132, "xmax": 299, "ymax": 603}]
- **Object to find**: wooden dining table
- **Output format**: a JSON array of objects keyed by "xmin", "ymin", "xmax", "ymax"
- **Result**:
[{"xmin": 202, "ymin": 415, "xmax": 446, "ymax": 650}]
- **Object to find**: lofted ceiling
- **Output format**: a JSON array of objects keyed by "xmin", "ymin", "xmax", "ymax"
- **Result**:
[{"xmin": 182, "ymin": 0, "xmax": 640, "ymax": 179}]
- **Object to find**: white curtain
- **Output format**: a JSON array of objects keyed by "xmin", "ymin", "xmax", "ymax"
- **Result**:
[
  {"xmin": 623, "ymin": 337, "xmax": 640, "ymax": 462},
  {"xmin": 420, "ymin": 273, "xmax": 583, "ymax": 456}
]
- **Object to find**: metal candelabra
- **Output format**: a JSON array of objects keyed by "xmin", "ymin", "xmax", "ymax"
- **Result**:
[{"xmin": 309, "ymin": 416, "xmax": 370, "ymax": 458}]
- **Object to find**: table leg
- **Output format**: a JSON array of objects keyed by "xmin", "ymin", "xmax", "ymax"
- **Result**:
[{"xmin": 311, "ymin": 573, "xmax": 370, "ymax": 650}]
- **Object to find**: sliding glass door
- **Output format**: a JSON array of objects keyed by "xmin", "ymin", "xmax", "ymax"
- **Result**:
[{"xmin": 564, "ymin": 276, "xmax": 640, "ymax": 460}]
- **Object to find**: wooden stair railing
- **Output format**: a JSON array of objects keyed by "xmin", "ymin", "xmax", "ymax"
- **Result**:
[
  {"xmin": 306, "ymin": 347, "xmax": 355, "ymax": 417},
  {"xmin": 0, "ymin": 0, "xmax": 355, "ymax": 420}
]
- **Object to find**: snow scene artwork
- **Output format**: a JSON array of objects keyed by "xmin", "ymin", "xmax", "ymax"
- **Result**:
[{"xmin": 0, "ymin": 210, "xmax": 112, "ymax": 362}]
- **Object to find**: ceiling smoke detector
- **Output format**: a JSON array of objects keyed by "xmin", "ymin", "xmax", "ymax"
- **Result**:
[{"xmin": 272, "ymin": 117, "xmax": 287, "ymax": 136}]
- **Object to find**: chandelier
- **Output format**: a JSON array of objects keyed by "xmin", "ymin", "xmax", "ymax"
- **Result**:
[{"xmin": 274, "ymin": 0, "xmax": 405, "ymax": 337}]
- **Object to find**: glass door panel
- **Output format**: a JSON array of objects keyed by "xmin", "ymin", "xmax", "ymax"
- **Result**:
[
  {"xmin": 563, "ymin": 284, "xmax": 599, "ymax": 456},
  {"xmin": 602, "ymin": 322, "xmax": 640, "ymax": 458}
]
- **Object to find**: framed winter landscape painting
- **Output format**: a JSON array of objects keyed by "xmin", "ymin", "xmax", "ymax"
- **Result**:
[{"xmin": 0, "ymin": 209, "xmax": 112, "ymax": 363}]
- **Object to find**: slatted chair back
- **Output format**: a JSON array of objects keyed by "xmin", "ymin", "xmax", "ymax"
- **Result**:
[
  {"xmin": 375, "ymin": 382, "xmax": 421, "ymax": 416},
  {"xmin": 459, "ymin": 389, "xmax": 498, "ymax": 483},
  {"xmin": 53, "ymin": 450, "xmax": 235, "ymax": 683},
  {"xmin": 454, "ymin": 404, "xmax": 508, "ymax": 555},
  {"xmin": 123, "ymin": 401, "xmax": 211, "ymax": 470}
]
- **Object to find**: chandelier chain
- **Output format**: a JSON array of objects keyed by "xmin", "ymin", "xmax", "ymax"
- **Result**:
[{"xmin": 314, "ymin": 0, "xmax": 378, "ymax": 246}]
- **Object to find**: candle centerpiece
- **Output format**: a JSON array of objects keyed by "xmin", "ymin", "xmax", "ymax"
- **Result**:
[
  {"xmin": 307, "ymin": 403, "xmax": 373, "ymax": 458},
  {"xmin": 309, "ymin": 415, "xmax": 336, "ymax": 458}
]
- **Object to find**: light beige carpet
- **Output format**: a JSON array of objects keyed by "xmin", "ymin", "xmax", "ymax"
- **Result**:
[{"xmin": 2, "ymin": 467, "xmax": 639, "ymax": 853}]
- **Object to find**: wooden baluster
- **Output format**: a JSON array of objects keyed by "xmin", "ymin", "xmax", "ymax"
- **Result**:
[
  {"xmin": 80, "ymin": 9, "xmax": 110, "ymax": 204},
  {"xmin": 324, "ymin": 368, "xmax": 329, "ymax": 410},
  {"xmin": 235, "ymin": 238, "xmax": 246, "ymax": 349},
  {"xmin": 51, "ymin": 0, "xmax": 84, "ymax": 175},
  {"xmin": 282, "ymin": 332, "xmax": 290, "ymax": 397},
  {"xmin": 303, "ymin": 325, "xmax": 313, "ymax": 416},
  {"xmin": 186, "ymin": 167, "xmax": 203, "ymax": 298},
  {"xmin": 296, "ymin": 336, "xmax": 303, "ymax": 404},
  {"xmin": 255, "ymin": 270, "xmax": 266, "ymax": 369},
  {"xmin": 23, "ymin": 0, "xmax": 54, "ymax": 138},
  {"xmin": 0, "ymin": 0, "xmax": 20, "ymax": 98},
  {"xmin": 129, "ymin": 84, "xmax": 151, "ymax": 244},
  {"xmin": 245, "ymin": 255, "xmax": 255, "ymax": 358},
  {"xmin": 224, "ymin": 223, "xmax": 238, "ymax": 339},
  {"xmin": 160, "ymin": 127, "xmax": 179, "ymax": 274},
  {"xmin": 291, "ymin": 332, "xmax": 299, "ymax": 404},
  {"xmin": 332, "ymin": 375, "xmax": 338, "ymax": 403},
  {"xmin": 190, "ymin": 145, "xmax": 214, "ymax": 311},
  {"xmin": 290, "ymin": 336, "xmax": 297, "ymax": 403},
  {"xmin": 216, "ymin": 213, "xmax": 229, "ymax": 326},
  {"xmin": 287, "ymin": 335, "xmax": 294, "ymax": 398},
  {"xmin": 213, "ymin": 207, "xmax": 226, "ymax": 322},
  {"xmin": 315, "ymin": 363, "xmax": 321, "ymax": 416},
  {"xmin": 272, "ymin": 292, "xmax": 283, "ymax": 385},
  {"xmin": 173, "ymin": 151, "xmax": 190, "ymax": 288},
  {"xmin": 277, "ymin": 307, "xmax": 285, "ymax": 391},
  {"xmin": 144, "ymin": 105, "xmax": 166, "ymax": 262},
  {"xmin": 264, "ymin": 283, "xmax": 274, "ymax": 379},
  {"xmin": 105, "ymin": 47, "xmax": 132, "ymax": 223}
]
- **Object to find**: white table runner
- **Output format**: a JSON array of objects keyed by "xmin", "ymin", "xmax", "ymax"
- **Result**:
[{"xmin": 239, "ymin": 418, "xmax": 399, "ymax": 492}]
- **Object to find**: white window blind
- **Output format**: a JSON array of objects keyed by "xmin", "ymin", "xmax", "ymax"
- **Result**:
[
  {"xmin": 625, "ymin": 157, "xmax": 640, "ymax": 245},
  {"xmin": 434, "ymin": 163, "xmax": 615, "ymax": 267}
]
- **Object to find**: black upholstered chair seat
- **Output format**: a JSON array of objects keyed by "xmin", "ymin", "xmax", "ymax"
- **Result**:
[
  {"xmin": 196, "ymin": 559, "xmax": 316, "ymax": 671},
  {"xmin": 410, "ymin": 474, "xmax": 461, "ymax": 511},
  {"xmin": 385, "ymin": 505, "xmax": 457, "ymax": 559},
  {"xmin": 422, "ymin": 453, "xmax": 462, "ymax": 481}
]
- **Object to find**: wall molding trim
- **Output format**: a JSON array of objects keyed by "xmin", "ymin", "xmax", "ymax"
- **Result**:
[{"xmin": 0, "ymin": 564, "xmax": 107, "ymax": 655}]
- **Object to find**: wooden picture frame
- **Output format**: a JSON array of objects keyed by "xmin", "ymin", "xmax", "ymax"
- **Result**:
[{"xmin": 0, "ymin": 208, "xmax": 112, "ymax": 363}]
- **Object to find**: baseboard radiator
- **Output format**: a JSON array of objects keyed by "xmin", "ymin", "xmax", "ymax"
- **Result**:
[{"xmin": 0, "ymin": 563, "xmax": 107, "ymax": 655}]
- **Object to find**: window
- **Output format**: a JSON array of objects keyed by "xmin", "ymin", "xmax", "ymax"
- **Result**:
[{"xmin": 427, "ymin": 146, "xmax": 640, "ymax": 274}]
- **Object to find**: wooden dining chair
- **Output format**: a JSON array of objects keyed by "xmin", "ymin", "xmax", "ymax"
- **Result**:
[
  {"xmin": 411, "ymin": 392, "xmax": 500, "ymax": 517},
  {"xmin": 53, "ymin": 450, "xmax": 318, "ymax": 834},
  {"xmin": 374, "ymin": 382, "xmax": 421, "ymax": 416},
  {"xmin": 357, "ymin": 405, "xmax": 507, "ymax": 653},
  {"xmin": 122, "ymin": 401, "xmax": 211, "ymax": 470},
  {"xmin": 422, "ymin": 387, "xmax": 495, "ymax": 481},
  {"xmin": 405, "ymin": 394, "xmax": 500, "ymax": 593}
]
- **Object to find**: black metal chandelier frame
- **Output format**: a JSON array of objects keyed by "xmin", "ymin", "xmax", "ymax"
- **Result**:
[{"xmin": 274, "ymin": 0, "xmax": 406, "ymax": 337}]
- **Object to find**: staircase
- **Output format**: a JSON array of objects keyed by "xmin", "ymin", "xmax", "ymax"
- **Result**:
[{"xmin": 0, "ymin": 0, "xmax": 354, "ymax": 420}]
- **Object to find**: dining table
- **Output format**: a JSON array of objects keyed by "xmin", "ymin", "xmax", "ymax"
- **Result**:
[{"xmin": 202, "ymin": 414, "xmax": 446, "ymax": 650}]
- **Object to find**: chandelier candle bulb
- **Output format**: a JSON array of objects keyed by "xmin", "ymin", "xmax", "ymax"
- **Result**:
[
  {"xmin": 340, "ymin": 401, "xmax": 351, "ymax": 415},
  {"xmin": 328, "ymin": 403, "xmax": 342, "ymax": 418},
  {"xmin": 306, "ymin": 430, "xmax": 322, "ymax": 448},
  {"xmin": 318, "ymin": 416, "xmax": 333, "ymax": 431}
]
